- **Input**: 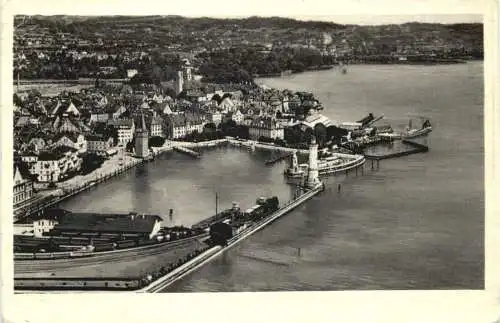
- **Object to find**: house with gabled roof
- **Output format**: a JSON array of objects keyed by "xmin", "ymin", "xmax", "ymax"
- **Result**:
[
  {"xmin": 106, "ymin": 104, "xmax": 126, "ymax": 119},
  {"xmin": 53, "ymin": 132, "xmax": 87, "ymax": 154},
  {"xmin": 53, "ymin": 116, "xmax": 81, "ymax": 133},
  {"xmin": 145, "ymin": 115, "xmax": 164, "ymax": 138},
  {"xmin": 15, "ymin": 116, "xmax": 30, "ymax": 129},
  {"xmin": 26, "ymin": 137, "xmax": 47, "ymax": 153},
  {"xmin": 85, "ymin": 134, "xmax": 114, "ymax": 156},
  {"xmin": 219, "ymin": 97, "xmax": 236, "ymax": 113},
  {"xmin": 13, "ymin": 163, "xmax": 35, "ymax": 207}
]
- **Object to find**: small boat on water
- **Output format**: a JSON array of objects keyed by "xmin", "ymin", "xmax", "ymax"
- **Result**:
[{"xmin": 402, "ymin": 119, "xmax": 432, "ymax": 139}]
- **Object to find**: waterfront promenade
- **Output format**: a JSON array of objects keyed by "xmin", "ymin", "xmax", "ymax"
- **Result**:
[{"xmin": 14, "ymin": 151, "xmax": 145, "ymax": 221}]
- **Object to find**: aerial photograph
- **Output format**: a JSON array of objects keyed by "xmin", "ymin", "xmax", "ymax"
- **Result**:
[{"xmin": 11, "ymin": 14, "xmax": 484, "ymax": 293}]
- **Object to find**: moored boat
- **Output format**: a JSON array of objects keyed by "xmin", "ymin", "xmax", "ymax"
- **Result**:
[{"xmin": 402, "ymin": 119, "xmax": 432, "ymax": 139}]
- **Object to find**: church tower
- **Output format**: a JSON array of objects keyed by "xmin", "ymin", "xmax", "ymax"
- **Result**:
[
  {"xmin": 174, "ymin": 70, "xmax": 184, "ymax": 95},
  {"xmin": 307, "ymin": 136, "xmax": 320, "ymax": 188},
  {"xmin": 135, "ymin": 113, "xmax": 149, "ymax": 159}
]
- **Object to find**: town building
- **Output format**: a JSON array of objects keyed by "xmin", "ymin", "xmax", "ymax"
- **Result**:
[
  {"xmin": 33, "ymin": 217, "xmax": 59, "ymax": 238},
  {"xmin": 206, "ymin": 111, "xmax": 222, "ymax": 126},
  {"xmin": 219, "ymin": 97, "xmax": 236, "ymax": 113},
  {"xmin": 181, "ymin": 59, "xmax": 193, "ymax": 81},
  {"xmin": 48, "ymin": 211, "xmax": 163, "ymax": 239},
  {"xmin": 26, "ymin": 137, "xmax": 47, "ymax": 153},
  {"xmin": 13, "ymin": 164, "xmax": 34, "ymax": 207},
  {"xmin": 248, "ymin": 117, "xmax": 285, "ymax": 140},
  {"xmin": 231, "ymin": 110, "xmax": 245, "ymax": 124},
  {"xmin": 86, "ymin": 134, "xmax": 115, "ymax": 156},
  {"xmin": 50, "ymin": 100, "xmax": 80, "ymax": 118},
  {"xmin": 90, "ymin": 111, "xmax": 110, "ymax": 123},
  {"xmin": 53, "ymin": 133, "xmax": 87, "ymax": 154},
  {"xmin": 53, "ymin": 116, "xmax": 81, "ymax": 133},
  {"xmin": 29, "ymin": 146, "xmax": 82, "ymax": 183},
  {"xmin": 165, "ymin": 112, "xmax": 205, "ymax": 139},
  {"xmin": 146, "ymin": 115, "xmax": 164, "ymax": 137},
  {"xmin": 107, "ymin": 118, "xmax": 135, "ymax": 146},
  {"xmin": 107, "ymin": 104, "xmax": 126, "ymax": 119}
]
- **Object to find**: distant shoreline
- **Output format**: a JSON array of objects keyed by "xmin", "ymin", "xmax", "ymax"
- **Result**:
[{"xmin": 13, "ymin": 59, "xmax": 482, "ymax": 86}]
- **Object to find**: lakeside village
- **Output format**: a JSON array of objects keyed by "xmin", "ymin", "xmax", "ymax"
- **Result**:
[{"xmin": 13, "ymin": 59, "xmax": 433, "ymax": 292}]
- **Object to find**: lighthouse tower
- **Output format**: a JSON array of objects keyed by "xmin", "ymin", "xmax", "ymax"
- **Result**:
[{"xmin": 307, "ymin": 136, "xmax": 320, "ymax": 188}]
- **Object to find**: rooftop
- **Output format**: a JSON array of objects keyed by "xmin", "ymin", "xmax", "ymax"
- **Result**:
[{"xmin": 52, "ymin": 212, "xmax": 163, "ymax": 234}]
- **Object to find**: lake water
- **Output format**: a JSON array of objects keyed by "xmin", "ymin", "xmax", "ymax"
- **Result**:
[{"xmin": 59, "ymin": 62, "xmax": 484, "ymax": 290}]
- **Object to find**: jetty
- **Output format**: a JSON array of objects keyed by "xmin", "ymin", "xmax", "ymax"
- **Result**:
[
  {"xmin": 364, "ymin": 139, "xmax": 429, "ymax": 160},
  {"xmin": 265, "ymin": 152, "xmax": 293, "ymax": 166},
  {"xmin": 142, "ymin": 136, "xmax": 325, "ymax": 293},
  {"xmin": 141, "ymin": 182, "xmax": 325, "ymax": 293},
  {"xmin": 173, "ymin": 146, "xmax": 201, "ymax": 159}
]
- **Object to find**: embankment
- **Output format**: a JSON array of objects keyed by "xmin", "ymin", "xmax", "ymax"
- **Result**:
[
  {"xmin": 142, "ymin": 183, "xmax": 324, "ymax": 293},
  {"xmin": 15, "ymin": 155, "xmax": 144, "ymax": 222}
]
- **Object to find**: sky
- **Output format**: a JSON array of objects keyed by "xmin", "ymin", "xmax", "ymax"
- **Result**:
[
  {"xmin": 291, "ymin": 14, "xmax": 483, "ymax": 25},
  {"xmin": 5, "ymin": 0, "xmax": 489, "ymax": 26}
]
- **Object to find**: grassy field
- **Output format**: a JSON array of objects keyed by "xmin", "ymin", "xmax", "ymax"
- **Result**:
[{"xmin": 16, "ymin": 83, "xmax": 94, "ymax": 97}]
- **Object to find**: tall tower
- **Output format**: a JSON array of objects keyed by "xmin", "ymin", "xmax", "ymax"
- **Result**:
[
  {"xmin": 135, "ymin": 113, "xmax": 149, "ymax": 159},
  {"xmin": 174, "ymin": 70, "xmax": 184, "ymax": 95},
  {"xmin": 307, "ymin": 136, "xmax": 320, "ymax": 188}
]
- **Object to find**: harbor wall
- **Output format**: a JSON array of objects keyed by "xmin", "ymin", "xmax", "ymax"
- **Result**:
[
  {"xmin": 15, "ymin": 156, "xmax": 145, "ymax": 222},
  {"xmin": 142, "ymin": 183, "xmax": 324, "ymax": 293},
  {"xmin": 15, "ymin": 183, "xmax": 324, "ymax": 292},
  {"xmin": 364, "ymin": 140, "xmax": 429, "ymax": 160}
]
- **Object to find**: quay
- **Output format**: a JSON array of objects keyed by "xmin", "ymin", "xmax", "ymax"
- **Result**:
[
  {"xmin": 14, "ymin": 156, "xmax": 144, "ymax": 222},
  {"xmin": 172, "ymin": 146, "xmax": 201, "ymax": 159},
  {"xmin": 226, "ymin": 139, "xmax": 309, "ymax": 154},
  {"xmin": 141, "ymin": 182, "xmax": 325, "ymax": 293},
  {"xmin": 364, "ymin": 139, "xmax": 429, "ymax": 160},
  {"xmin": 265, "ymin": 152, "xmax": 293, "ymax": 166}
]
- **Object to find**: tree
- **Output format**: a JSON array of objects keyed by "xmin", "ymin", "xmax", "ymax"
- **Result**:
[
  {"xmin": 13, "ymin": 93, "xmax": 23, "ymax": 107},
  {"xmin": 211, "ymin": 94, "xmax": 222, "ymax": 105},
  {"xmin": 313, "ymin": 123, "xmax": 328, "ymax": 147},
  {"xmin": 125, "ymin": 139, "xmax": 135, "ymax": 152},
  {"xmin": 203, "ymin": 122, "xmax": 217, "ymax": 134},
  {"xmin": 148, "ymin": 136, "xmax": 165, "ymax": 147}
]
